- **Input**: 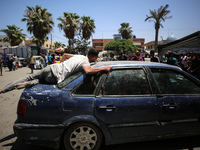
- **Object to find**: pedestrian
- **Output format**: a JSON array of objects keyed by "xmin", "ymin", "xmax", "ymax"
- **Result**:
[
  {"xmin": 131, "ymin": 50, "xmax": 144, "ymax": 61},
  {"xmin": 3, "ymin": 53, "xmax": 8, "ymax": 69},
  {"xmin": 45, "ymin": 54, "xmax": 48, "ymax": 66},
  {"xmin": 47, "ymin": 53, "xmax": 52, "ymax": 65},
  {"xmin": 59, "ymin": 54, "xmax": 62, "ymax": 61},
  {"xmin": 150, "ymin": 50, "xmax": 159, "ymax": 62},
  {"xmin": 0, "ymin": 54, "xmax": 3, "ymax": 76},
  {"xmin": 28, "ymin": 53, "xmax": 36, "ymax": 74},
  {"xmin": 118, "ymin": 50, "xmax": 127, "ymax": 60},
  {"xmin": 13, "ymin": 53, "xmax": 18, "ymax": 71},
  {"xmin": 7, "ymin": 54, "xmax": 13, "ymax": 71},
  {"xmin": 109, "ymin": 52, "xmax": 117, "ymax": 61},
  {"xmin": 39, "ymin": 53, "xmax": 46, "ymax": 68},
  {"xmin": 51, "ymin": 52, "xmax": 55, "ymax": 61},
  {"xmin": 0, "ymin": 48, "xmax": 113, "ymax": 94},
  {"xmin": 187, "ymin": 53, "xmax": 200, "ymax": 79},
  {"xmin": 180, "ymin": 52, "xmax": 188, "ymax": 71}
]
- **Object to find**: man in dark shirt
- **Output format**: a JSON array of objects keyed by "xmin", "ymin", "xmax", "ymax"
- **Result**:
[
  {"xmin": 118, "ymin": 50, "xmax": 127, "ymax": 60},
  {"xmin": 150, "ymin": 50, "xmax": 159, "ymax": 62}
]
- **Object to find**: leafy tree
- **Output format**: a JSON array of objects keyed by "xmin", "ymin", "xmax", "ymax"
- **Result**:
[
  {"xmin": 54, "ymin": 42, "xmax": 62, "ymax": 49},
  {"xmin": 80, "ymin": 16, "xmax": 95, "ymax": 40},
  {"xmin": 0, "ymin": 25, "xmax": 26, "ymax": 46},
  {"xmin": 145, "ymin": 4, "xmax": 172, "ymax": 52},
  {"xmin": 118, "ymin": 22, "xmax": 133, "ymax": 39},
  {"xmin": 57, "ymin": 12, "xmax": 80, "ymax": 50},
  {"xmin": 104, "ymin": 39, "xmax": 138, "ymax": 54},
  {"xmin": 22, "ymin": 5, "xmax": 54, "ymax": 54}
]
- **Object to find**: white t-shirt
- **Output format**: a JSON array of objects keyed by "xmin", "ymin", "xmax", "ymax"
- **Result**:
[
  {"xmin": 51, "ymin": 55, "xmax": 90, "ymax": 83},
  {"xmin": 181, "ymin": 56, "xmax": 188, "ymax": 68}
]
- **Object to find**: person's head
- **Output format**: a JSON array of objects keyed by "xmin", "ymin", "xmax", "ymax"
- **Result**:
[
  {"xmin": 110, "ymin": 52, "xmax": 114, "ymax": 58},
  {"xmin": 150, "ymin": 50, "xmax": 155, "ymax": 57},
  {"xmin": 120, "ymin": 50, "xmax": 124, "ymax": 55},
  {"xmin": 14, "ymin": 53, "xmax": 16, "ymax": 56},
  {"xmin": 135, "ymin": 50, "xmax": 140, "ymax": 56},
  {"xmin": 88, "ymin": 48, "xmax": 99, "ymax": 62},
  {"xmin": 31, "ymin": 53, "xmax": 33, "ymax": 57},
  {"xmin": 182, "ymin": 52, "xmax": 186, "ymax": 56}
]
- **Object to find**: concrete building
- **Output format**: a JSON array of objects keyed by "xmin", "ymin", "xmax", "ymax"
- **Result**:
[
  {"xmin": 92, "ymin": 34, "xmax": 145, "ymax": 51},
  {"xmin": 24, "ymin": 38, "xmax": 55, "ymax": 50}
]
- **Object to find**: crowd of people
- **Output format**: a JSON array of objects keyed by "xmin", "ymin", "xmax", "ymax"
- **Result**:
[
  {"xmin": 102, "ymin": 50, "xmax": 159, "ymax": 62},
  {"xmin": 101, "ymin": 50, "xmax": 200, "ymax": 79},
  {"xmin": 0, "ymin": 53, "xmax": 20, "ymax": 76}
]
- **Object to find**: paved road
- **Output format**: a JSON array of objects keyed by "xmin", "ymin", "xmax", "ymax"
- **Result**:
[{"xmin": 0, "ymin": 66, "xmax": 200, "ymax": 150}]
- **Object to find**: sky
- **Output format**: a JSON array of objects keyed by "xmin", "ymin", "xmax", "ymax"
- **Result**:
[{"xmin": 0, "ymin": 0, "xmax": 200, "ymax": 46}]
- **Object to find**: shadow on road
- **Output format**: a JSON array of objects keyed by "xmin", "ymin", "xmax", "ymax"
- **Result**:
[{"xmin": 1, "ymin": 134, "xmax": 200, "ymax": 150}]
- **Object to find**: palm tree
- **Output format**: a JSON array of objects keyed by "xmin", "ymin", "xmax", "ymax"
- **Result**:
[
  {"xmin": 81, "ymin": 16, "xmax": 96, "ymax": 40},
  {"xmin": 145, "ymin": 4, "xmax": 172, "ymax": 52},
  {"xmin": 0, "ymin": 25, "xmax": 26, "ymax": 46},
  {"xmin": 54, "ymin": 42, "xmax": 62, "ymax": 49},
  {"xmin": 22, "ymin": 5, "xmax": 54, "ymax": 54},
  {"xmin": 118, "ymin": 22, "xmax": 133, "ymax": 39},
  {"xmin": 57, "ymin": 12, "xmax": 80, "ymax": 50}
]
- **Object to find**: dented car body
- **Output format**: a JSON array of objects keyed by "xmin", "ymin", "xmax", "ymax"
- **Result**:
[{"xmin": 13, "ymin": 61, "xmax": 200, "ymax": 149}]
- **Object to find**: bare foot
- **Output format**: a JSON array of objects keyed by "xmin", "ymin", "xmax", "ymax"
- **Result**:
[
  {"xmin": 0, "ymin": 89, "xmax": 2, "ymax": 94},
  {"xmin": 14, "ymin": 81, "xmax": 32, "ymax": 89}
]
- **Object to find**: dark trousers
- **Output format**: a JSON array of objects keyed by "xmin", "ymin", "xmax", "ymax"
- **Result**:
[{"xmin": 30, "ymin": 64, "xmax": 34, "ymax": 73}]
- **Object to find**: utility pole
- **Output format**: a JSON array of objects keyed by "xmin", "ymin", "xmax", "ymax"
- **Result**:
[{"xmin": 51, "ymin": 34, "xmax": 52, "ymax": 50}]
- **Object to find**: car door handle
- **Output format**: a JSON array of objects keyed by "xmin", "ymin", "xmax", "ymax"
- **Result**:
[
  {"xmin": 99, "ymin": 105, "xmax": 116, "ymax": 112},
  {"xmin": 163, "ymin": 103, "xmax": 178, "ymax": 109}
]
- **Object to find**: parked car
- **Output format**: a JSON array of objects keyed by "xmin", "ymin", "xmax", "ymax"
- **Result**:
[
  {"xmin": 18, "ymin": 57, "xmax": 27, "ymax": 67},
  {"xmin": 33, "ymin": 56, "xmax": 45, "ymax": 69},
  {"xmin": 13, "ymin": 61, "xmax": 200, "ymax": 150}
]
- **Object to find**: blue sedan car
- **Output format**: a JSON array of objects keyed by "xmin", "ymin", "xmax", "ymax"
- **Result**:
[{"xmin": 14, "ymin": 61, "xmax": 200, "ymax": 150}]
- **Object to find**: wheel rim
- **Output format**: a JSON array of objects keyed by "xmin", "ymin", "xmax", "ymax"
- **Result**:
[{"xmin": 70, "ymin": 126, "xmax": 97, "ymax": 150}]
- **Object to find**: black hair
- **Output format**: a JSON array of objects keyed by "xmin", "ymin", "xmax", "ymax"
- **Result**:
[
  {"xmin": 88, "ymin": 48, "xmax": 99, "ymax": 57},
  {"xmin": 150, "ymin": 50, "xmax": 155, "ymax": 54}
]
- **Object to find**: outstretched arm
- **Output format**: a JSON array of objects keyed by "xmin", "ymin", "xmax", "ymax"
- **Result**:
[
  {"xmin": 83, "ymin": 65, "xmax": 113, "ymax": 75},
  {"xmin": 60, "ymin": 53, "xmax": 74, "ymax": 62}
]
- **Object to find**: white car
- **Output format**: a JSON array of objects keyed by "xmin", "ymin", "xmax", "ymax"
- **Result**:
[{"xmin": 33, "ymin": 56, "xmax": 45, "ymax": 69}]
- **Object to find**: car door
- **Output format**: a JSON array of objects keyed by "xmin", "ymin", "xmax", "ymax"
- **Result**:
[
  {"xmin": 94, "ymin": 68, "xmax": 160, "ymax": 139},
  {"xmin": 150, "ymin": 68, "xmax": 200, "ymax": 135}
]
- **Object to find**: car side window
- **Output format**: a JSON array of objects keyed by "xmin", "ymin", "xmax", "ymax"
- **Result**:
[
  {"xmin": 150, "ymin": 68, "xmax": 200, "ymax": 94},
  {"xmin": 72, "ymin": 73, "xmax": 102, "ymax": 95},
  {"xmin": 103, "ymin": 69, "xmax": 151, "ymax": 95}
]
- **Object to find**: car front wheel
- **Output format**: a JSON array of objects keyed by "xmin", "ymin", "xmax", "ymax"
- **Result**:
[{"xmin": 63, "ymin": 122, "xmax": 103, "ymax": 150}]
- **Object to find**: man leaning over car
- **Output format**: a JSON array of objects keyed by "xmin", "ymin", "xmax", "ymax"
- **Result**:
[{"xmin": 0, "ymin": 48, "xmax": 113, "ymax": 94}]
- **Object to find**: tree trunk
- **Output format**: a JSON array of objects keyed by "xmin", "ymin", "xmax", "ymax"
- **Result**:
[
  {"xmin": 154, "ymin": 27, "xmax": 159, "ymax": 53},
  {"xmin": 37, "ymin": 45, "xmax": 41, "ymax": 55}
]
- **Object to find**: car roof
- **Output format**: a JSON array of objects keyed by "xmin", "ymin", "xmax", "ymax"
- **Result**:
[{"xmin": 92, "ymin": 61, "xmax": 182, "ymax": 70}]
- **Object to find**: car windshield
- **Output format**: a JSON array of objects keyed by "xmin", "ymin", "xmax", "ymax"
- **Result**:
[{"xmin": 56, "ymin": 71, "xmax": 84, "ymax": 89}]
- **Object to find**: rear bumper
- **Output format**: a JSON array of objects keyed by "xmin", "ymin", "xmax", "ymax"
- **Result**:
[{"xmin": 13, "ymin": 123, "xmax": 65, "ymax": 149}]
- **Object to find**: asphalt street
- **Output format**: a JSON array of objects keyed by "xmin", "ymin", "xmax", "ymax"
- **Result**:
[{"xmin": 0, "ymin": 66, "xmax": 200, "ymax": 150}]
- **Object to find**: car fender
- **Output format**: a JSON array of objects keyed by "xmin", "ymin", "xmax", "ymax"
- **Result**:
[{"xmin": 62, "ymin": 115, "xmax": 100, "ymax": 127}]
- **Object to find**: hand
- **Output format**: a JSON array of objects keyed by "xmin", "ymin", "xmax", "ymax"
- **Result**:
[{"xmin": 104, "ymin": 66, "xmax": 114, "ymax": 74}]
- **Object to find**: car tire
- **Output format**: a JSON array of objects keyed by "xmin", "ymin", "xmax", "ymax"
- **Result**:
[{"xmin": 63, "ymin": 122, "xmax": 103, "ymax": 150}]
